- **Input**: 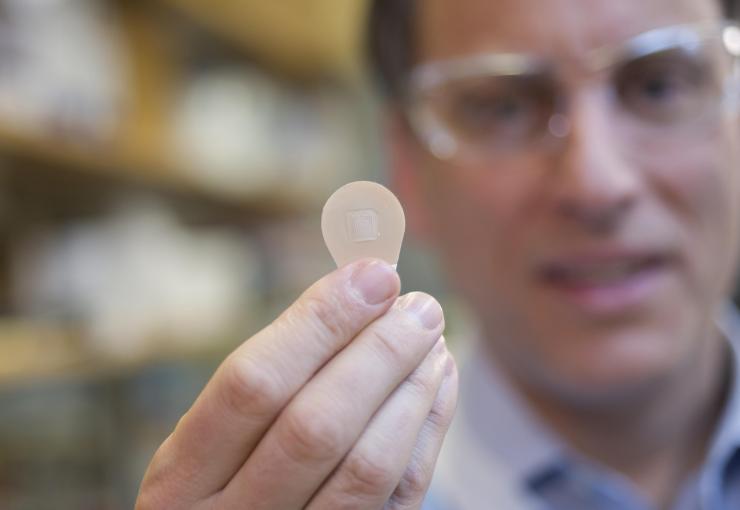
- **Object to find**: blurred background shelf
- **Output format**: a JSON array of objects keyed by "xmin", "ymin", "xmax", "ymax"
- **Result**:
[
  {"xmin": 0, "ymin": 0, "xmax": 369, "ymax": 223},
  {"xmin": 0, "ymin": 123, "xmax": 314, "ymax": 218},
  {"xmin": 0, "ymin": 1, "xmax": 383, "ymax": 508},
  {"xmin": 0, "ymin": 319, "xmax": 229, "ymax": 387},
  {"xmin": 156, "ymin": 0, "xmax": 371, "ymax": 80}
]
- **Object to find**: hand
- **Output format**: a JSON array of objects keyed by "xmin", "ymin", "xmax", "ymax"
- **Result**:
[{"xmin": 136, "ymin": 258, "xmax": 458, "ymax": 510}]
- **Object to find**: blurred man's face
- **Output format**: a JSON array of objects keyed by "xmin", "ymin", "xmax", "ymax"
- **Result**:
[{"xmin": 397, "ymin": 0, "xmax": 740, "ymax": 403}]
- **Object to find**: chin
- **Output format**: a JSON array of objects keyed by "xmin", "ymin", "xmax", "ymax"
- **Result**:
[{"xmin": 512, "ymin": 312, "xmax": 703, "ymax": 408}]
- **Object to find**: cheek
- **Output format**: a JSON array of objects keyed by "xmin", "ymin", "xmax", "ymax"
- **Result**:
[
  {"xmin": 425, "ymin": 154, "xmax": 550, "ymax": 244},
  {"xmin": 645, "ymin": 135, "xmax": 740, "ymax": 298},
  {"xmin": 420, "ymin": 153, "xmax": 550, "ymax": 302}
]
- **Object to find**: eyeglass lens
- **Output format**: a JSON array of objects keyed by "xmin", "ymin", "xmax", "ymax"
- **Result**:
[{"xmin": 414, "ymin": 33, "xmax": 736, "ymax": 159}]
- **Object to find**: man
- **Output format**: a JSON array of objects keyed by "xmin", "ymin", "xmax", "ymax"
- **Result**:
[{"xmin": 136, "ymin": 0, "xmax": 740, "ymax": 508}]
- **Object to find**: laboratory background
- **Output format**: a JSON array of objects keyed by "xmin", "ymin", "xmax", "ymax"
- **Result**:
[{"xmin": 0, "ymin": 1, "xmax": 458, "ymax": 509}]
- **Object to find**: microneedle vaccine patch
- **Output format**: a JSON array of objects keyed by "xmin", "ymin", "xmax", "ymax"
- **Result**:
[
  {"xmin": 346, "ymin": 209, "xmax": 379, "ymax": 242},
  {"xmin": 322, "ymin": 181, "xmax": 405, "ymax": 268}
]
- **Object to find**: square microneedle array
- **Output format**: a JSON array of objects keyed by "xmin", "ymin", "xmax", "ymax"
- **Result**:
[{"xmin": 346, "ymin": 209, "xmax": 380, "ymax": 242}]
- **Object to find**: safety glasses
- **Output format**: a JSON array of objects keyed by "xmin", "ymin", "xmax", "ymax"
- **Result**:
[{"xmin": 406, "ymin": 22, "xmax": 740, "ymax": 161}]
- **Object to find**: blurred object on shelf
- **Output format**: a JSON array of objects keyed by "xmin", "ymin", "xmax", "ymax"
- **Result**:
[
  {"xmin": 10, "ymin": 199, "xmax": 261, "ymax": 360},
  {"xmin": 279, "ymin": 87, "xmax": 367, "ymax": 201},
  {"xmin": 257, "ymin": 217, "xmax": 336, "ymax": 307},
  {"xmin": 114, "ymin": 362, "xmax": 218, "ymax": 509},
  {"xmin": 159, "ymin": 0, "xmax": 370, "ymax": 79},
  {"xmin": 0, "ymin": 362, "xmax": 215, "ymax": 510},
  {"xmin": 0, "ymin": 317, "xmax": 230, "ymax": 387},
  {"xmin": 0, "ymin": 0, "xmax": 373, "ymax": 211},
  {"xmin": 0, "ymin": 0, "xmax": 127, "ymax": 143},
  {"xmin": 0, "ymin": 379, "xmax": 114, "ymax": 510},
  {"xmin": 0, "ymin": 119, "xmax": 318, "ymax": 216},
  {"xmin": 172, "ymin": 66, "xmax": 361, "ymax": 203},
  {"xmin": 0, "ymin": 319, "xmax": 83, "ymax": 384},
  {"xmin": 172, "ymin": 68, "xmax": 285, "ymax": 195}
]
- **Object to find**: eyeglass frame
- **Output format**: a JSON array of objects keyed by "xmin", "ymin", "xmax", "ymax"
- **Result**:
[{"xmin": 404, "ymin": 21, "xmax": 740, "ymax": 161}]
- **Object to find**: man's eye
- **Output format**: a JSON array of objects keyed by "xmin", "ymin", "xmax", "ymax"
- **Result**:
[
  {"xmin": 631, "ymin": 69, "xmax": 695, "ymax": 103},
  {"xmin": 640, "ymin": 75, "xmax": 682, "ymax": 100},
  {"xmin": 456, "ymin": 93, "xmax": 528, "ymax": 126},
  {"xmin": 615, "ymin": 50, "xmax": 715, "ymax": 122},
  {"xmin": 427, "ymin": 74, "xmax": 557, "ymax": 144}
]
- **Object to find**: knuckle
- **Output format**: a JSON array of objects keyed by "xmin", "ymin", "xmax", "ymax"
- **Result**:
[
  {"xmin": 388, "ymin": 463, "xmax": 432, "ymax": 509},
  {"xmin": 135, "ymin": 487, "xmax": 176, "ymax": 510},
  {"xmin": 135, "ymin": 456, "xmax": 182, "ymax": 510},
  {"xmin": 405, "ymin": 362, "xmax": 443, "ymax": 399},
  {"xmin": 368, "ymin": 325, "xmax": 409, "ymax": 369},
  {"xmin": 278, "ymin": 405, "xmax": 346, "ymax": 463},
  {"xmin": 219, "ymin": 355, "xmax": 285, "ymax": 418},
  {"xmin": 428, "ymin": 361, "xmax": 459, "ymax": 430},
  {"xmin": 294, "ymin": 290, "xmax": 355, "ymax": 343},
  {"xmin": 341, "ymin": 452, "xmax": 397, "ymax": 497},
  {"xmin": 426, "ymin": 393, "xmax": 455, "ymax": 432},
  {"xmin": 401, "ymin": 292, "xmax": 445, "ymax": 329},
  {"xmin": 134, "ymin": 490, "xmax": 160, "ymax": 510}
]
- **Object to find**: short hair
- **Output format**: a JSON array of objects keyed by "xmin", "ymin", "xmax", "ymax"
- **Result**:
[{"xmin": 367, "ymin": 0, "xmax": 739, "ymax": 100}]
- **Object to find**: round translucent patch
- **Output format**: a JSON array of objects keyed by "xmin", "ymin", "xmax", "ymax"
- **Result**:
[{"xmin": 321, "ymin": 181, "xmax": 406, "ymax": 268}]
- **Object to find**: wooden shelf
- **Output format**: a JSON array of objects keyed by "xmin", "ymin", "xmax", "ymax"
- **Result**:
[
  {"xmin": 0, "ymin": 1, "xmax": 331, "ymax": 219},
  {"xmin": 0, "ymin": 1, "xmax": 341, "ymax": 385},
  {"xmin": 0, "ymin": 123, "xmax": 314, "ymax": 218},
  {"xmin": 157, "ymin": 0, "xmax": 370, "ymax": 79},
  {"xmin": 0, "ymin": 319, "xmax": 228, "ymax": 387}
]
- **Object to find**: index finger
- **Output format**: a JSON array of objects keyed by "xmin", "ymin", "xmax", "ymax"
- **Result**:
[{"xmin": 138, "ymin": 258, "xmax": 400, "ymax": 505}]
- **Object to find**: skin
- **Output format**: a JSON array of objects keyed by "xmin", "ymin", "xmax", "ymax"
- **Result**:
[{"xmin": 393, "ymin": 0, "xmax": 740, "ymax": 507}]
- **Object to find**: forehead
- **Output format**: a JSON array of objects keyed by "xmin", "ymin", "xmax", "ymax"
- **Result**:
[{"xmin": 417, "ymin": 0, "xmax": 722, "ymax": 61}]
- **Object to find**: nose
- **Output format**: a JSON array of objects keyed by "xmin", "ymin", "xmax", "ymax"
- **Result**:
[{"xmin": 550, "ymin": 88, "xmax": 640, "ymax": 233}]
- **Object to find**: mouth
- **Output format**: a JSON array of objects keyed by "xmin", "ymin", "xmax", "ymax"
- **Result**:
[{"xmin": 538, "ymin": 251, "xmax": 675, "ymax": 315}]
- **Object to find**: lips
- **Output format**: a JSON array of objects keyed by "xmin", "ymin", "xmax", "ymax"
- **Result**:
[
  {"xmin": 538, "ymin": 250, "xmax": 675, "ymax": 314},
  {"xmin": 542, "ymin": 255, "xmax": 668, "ymax": 289}
]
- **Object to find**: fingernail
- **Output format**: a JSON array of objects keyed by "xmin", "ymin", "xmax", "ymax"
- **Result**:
[
  {"xmin": 350, "ymin": 260, "xmax": 399, "ymax": 305},
  {"xmin": 398, "ymin": 292, "xmax": 444, "ymax": 330}
]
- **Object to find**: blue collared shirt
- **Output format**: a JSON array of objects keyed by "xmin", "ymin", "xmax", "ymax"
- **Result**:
[{"xmin": 424, "ymin": 306, "xmax": 740, "ymax": 510}]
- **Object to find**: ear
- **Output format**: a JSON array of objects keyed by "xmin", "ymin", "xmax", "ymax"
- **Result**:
[{"xmin": 386, "ymin": 109, "xmax": 436, "ymax": 244}]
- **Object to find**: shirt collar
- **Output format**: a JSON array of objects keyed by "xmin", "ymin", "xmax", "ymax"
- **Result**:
[
  {"xmin": 706, "ymin": 303, "xmax": 740, "ymax": 469},
  {"xmin": 459, "ymin": 342, "xmax": 567, "ymax": 487}
]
